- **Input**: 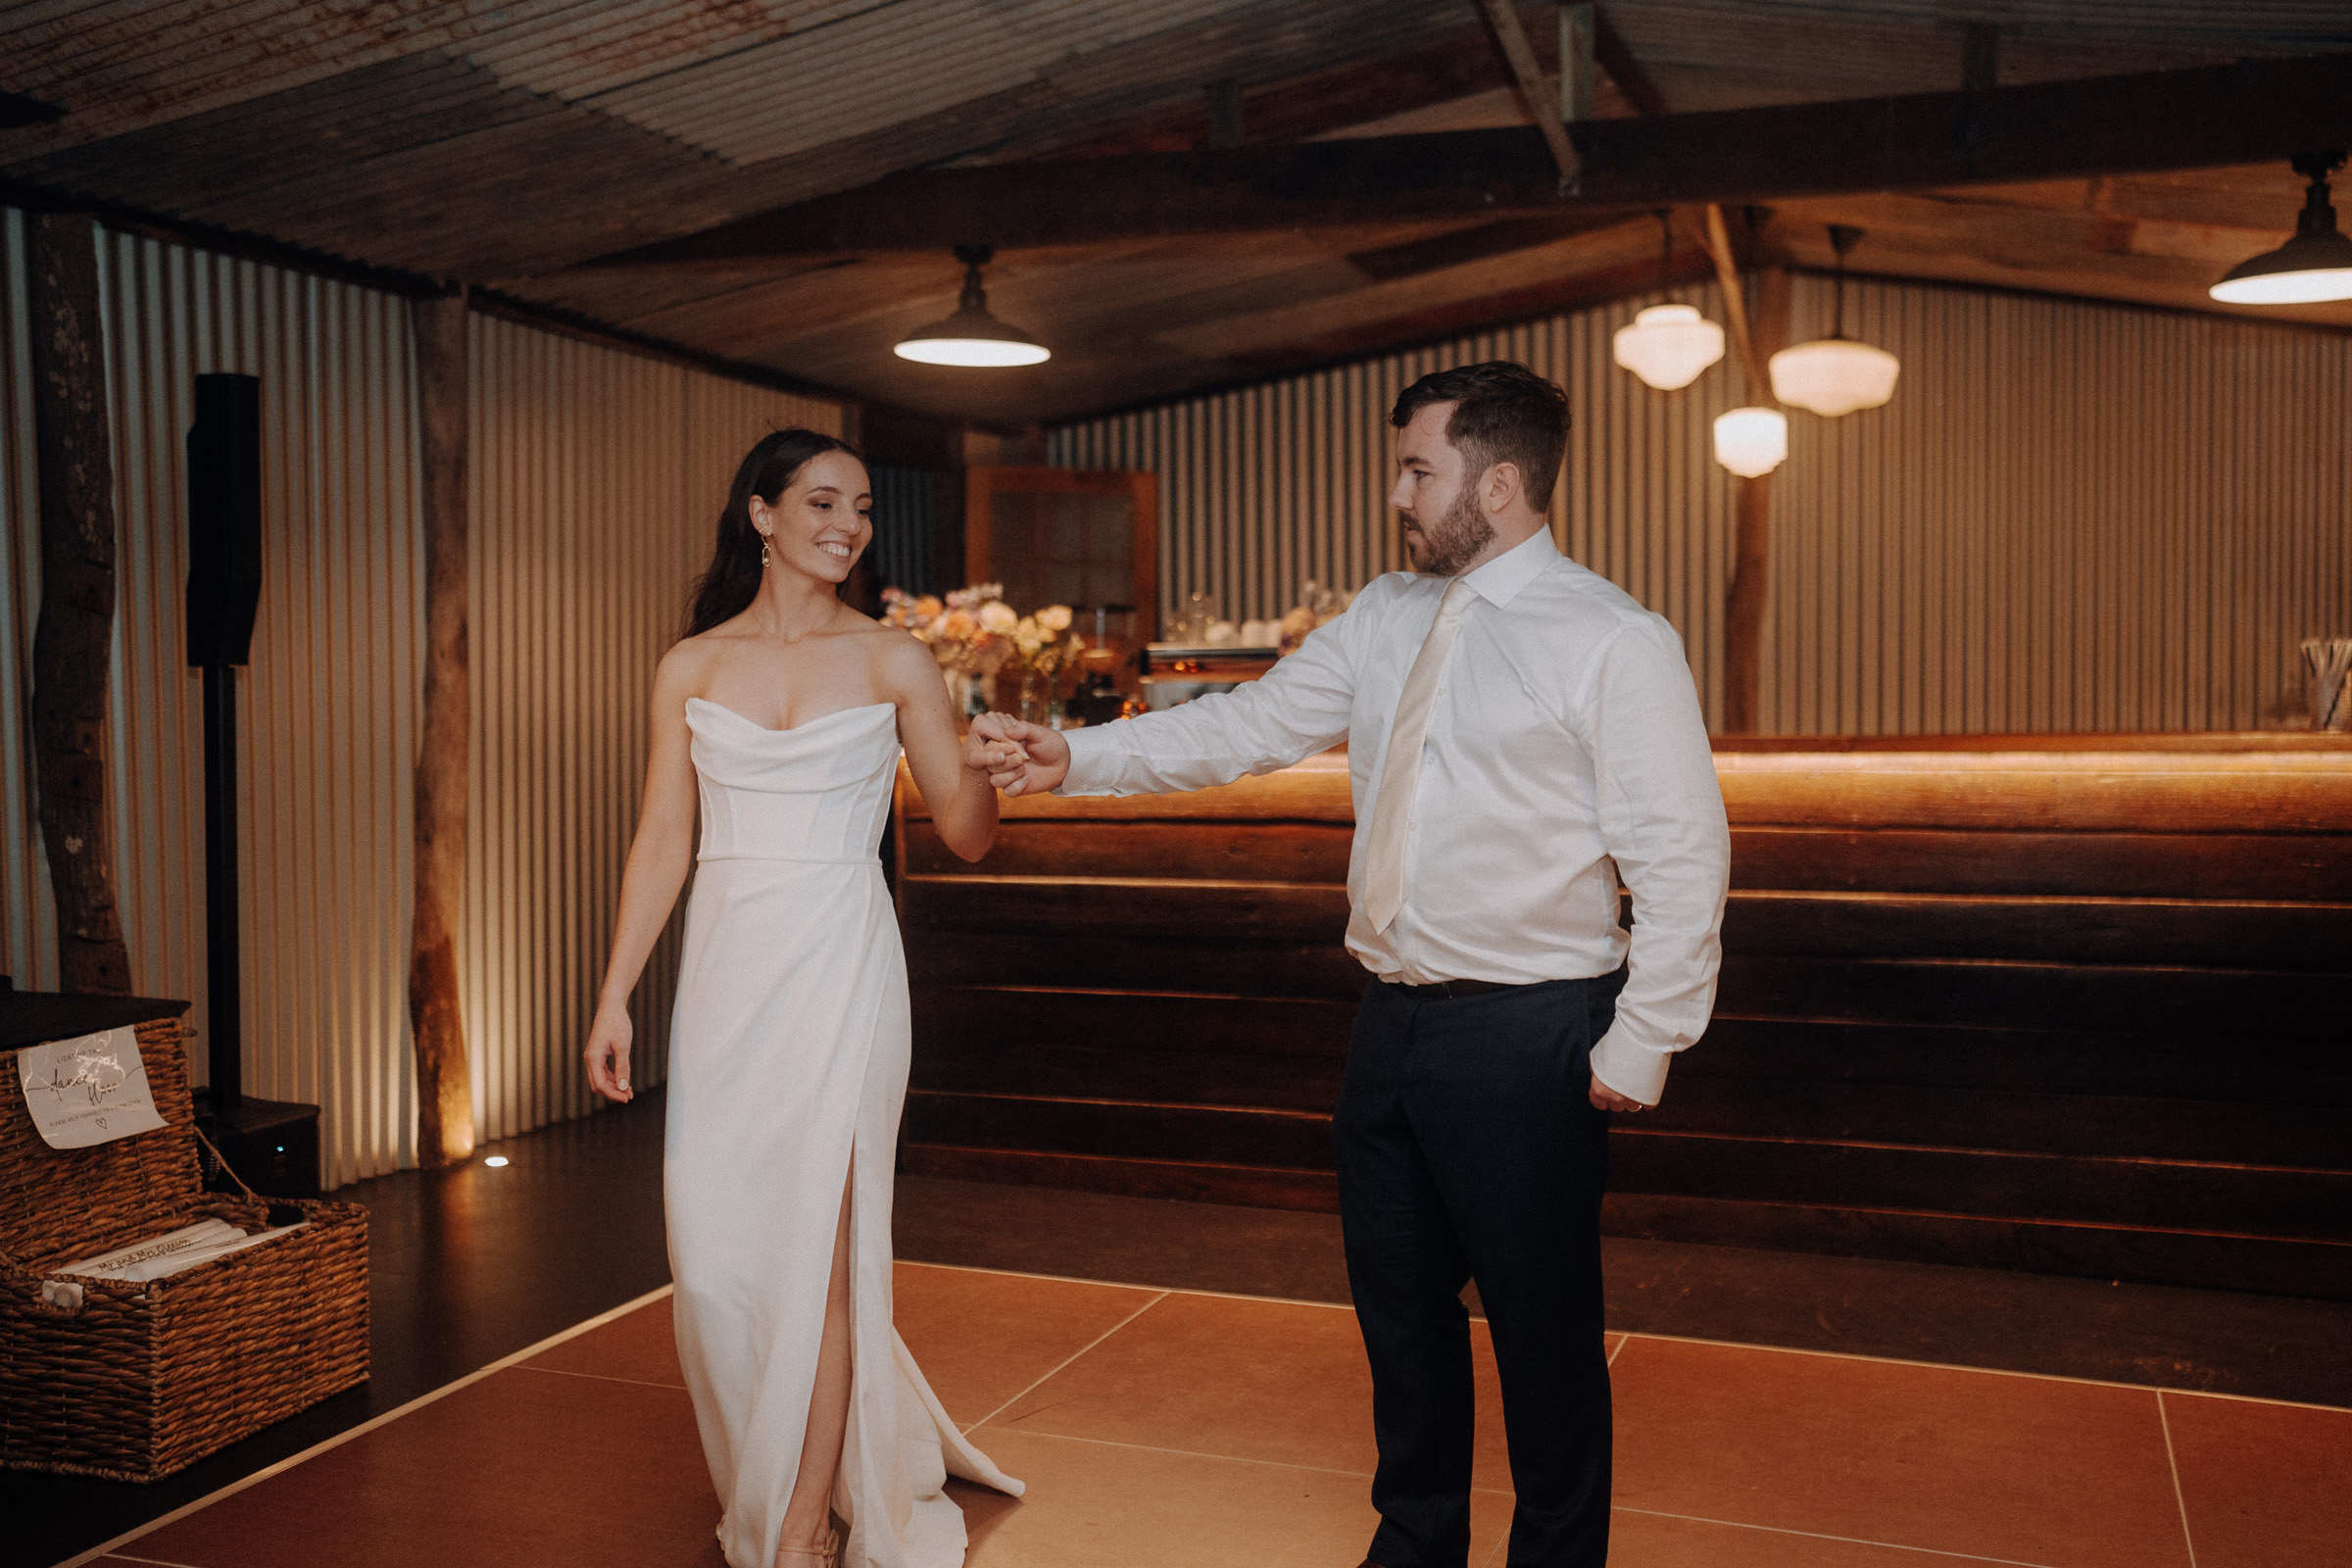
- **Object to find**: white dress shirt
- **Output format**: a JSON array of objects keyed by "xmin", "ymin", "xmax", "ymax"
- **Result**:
[{"xmin": 1060, "ymin": 528, "xmax": 1730, "ymax": 1104}]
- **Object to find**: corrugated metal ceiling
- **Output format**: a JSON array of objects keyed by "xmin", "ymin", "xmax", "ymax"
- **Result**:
[
  {"xmin": 13, "ymin": 0, "xmax": 2343, "ymax": 164},
  {"xmin": 4, "ymin": 0, "xmax": 2348, "ymax": 421}
]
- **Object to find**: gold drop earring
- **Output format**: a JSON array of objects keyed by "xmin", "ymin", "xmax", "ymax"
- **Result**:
[{"xmin": 759, "ymin": 531, "xmax": 772, "ymax": 567}]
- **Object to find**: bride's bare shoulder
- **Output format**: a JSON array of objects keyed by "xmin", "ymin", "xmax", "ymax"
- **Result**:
[{"xmin": 655, "ymin": 634, "xmax": 726, "ymax": 695}]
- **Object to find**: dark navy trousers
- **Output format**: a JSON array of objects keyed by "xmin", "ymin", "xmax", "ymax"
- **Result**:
[{"xmin": 1335, "ymin": 969, "xmax": 1624, "ymax": 1568}]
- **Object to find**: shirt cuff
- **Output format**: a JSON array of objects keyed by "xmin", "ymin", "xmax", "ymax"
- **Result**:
[
  {"xmin": 1590, "ymin": 1026, "xmax": 1672, "ymax": 1106},
  {"xmin": 1057, "ymin": 723, "xmax": 1119, "ymax": 796}
]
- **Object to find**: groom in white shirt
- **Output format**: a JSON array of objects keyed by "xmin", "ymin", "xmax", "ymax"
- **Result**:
[{"xmin": 976, "ymin": 361, "xmax": 1730, "ymax": 1568}]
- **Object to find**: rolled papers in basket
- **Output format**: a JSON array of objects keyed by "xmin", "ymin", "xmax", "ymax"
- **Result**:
[{"xmin": 42, "ymin": 1216, "xmax": 310, "ymax": 1311}]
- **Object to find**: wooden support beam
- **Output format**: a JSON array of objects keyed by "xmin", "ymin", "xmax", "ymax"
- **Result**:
[
  {"xmin": 577, "ymin": 51, "xmax": 2352, "ymax": 265},
  {"xmin": 1475, "ymin": 0, "xmax": 1582, "ymax": 192},
  {"xmin": 1723, "ymin": 268, "xmax": 1789, "ymax": 736},
  {"xmin": 1559, "ymin": 4, "xmax": 1597, "ymax": 122},
  {"xmin": 25, "ymin": 213, "xmax": 131, "ymax": 995},
  {"xmin": 1568, "ymin": 51, "xmax": 2352, "ymax": 205},
  {"xmin": 1590, "ymin": 5, "xmax": 1669, "ymax": 119},
  {"xmin": 409, "ymin": 293, "xmax": 475, "ymax": 1167},
  {"xmin": 1698, "ymin": 204, "xmax": 1763, "ymax": 392},
  {"xmin": 585, "ymin": 130, "xmax": 1584, "ymax": 267}
]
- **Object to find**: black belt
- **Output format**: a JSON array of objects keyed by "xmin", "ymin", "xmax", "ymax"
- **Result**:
[{"xmin": 1383, "ymin": 977, "xmax": 1527, "ymax": 1001}]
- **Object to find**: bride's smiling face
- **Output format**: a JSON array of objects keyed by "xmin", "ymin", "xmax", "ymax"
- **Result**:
[{"xmin": 751, "ymin": 450, "xmax": 872, "ymax": 586}]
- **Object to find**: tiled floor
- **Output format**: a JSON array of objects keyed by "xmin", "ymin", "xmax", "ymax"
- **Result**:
[{"xmin": 80, "ymin": 1262, "xmax": 2349, "ymax": 1568}]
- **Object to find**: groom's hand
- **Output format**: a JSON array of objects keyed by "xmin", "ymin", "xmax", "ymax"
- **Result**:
[
  {"xmin": 1589, "ymin": 1073, "xmax": 1646, "ymax": 1113},
  {"xmin": 958, "ymin": 724, "xmax": 1024, "ymax": 778},
  {"xmin": 971, "ymin": 711, "xmax": 1071, "ymax": 797}
]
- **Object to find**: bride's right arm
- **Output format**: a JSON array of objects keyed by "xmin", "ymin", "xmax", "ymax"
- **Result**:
[{"xmin": 584, "ymin": 649, "xmax": 702, "ymax": 1103}]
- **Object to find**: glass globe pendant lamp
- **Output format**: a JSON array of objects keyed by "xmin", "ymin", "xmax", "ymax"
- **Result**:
[
  {"xmin": 894, "ymin": 245, "xmax": 1051, "ymax": 367},
  {"xmin": 1769, "ymin": 225, "xmax": 1900, "ymax": 417},
  {"xmin": 1713, "ymin": 407, "xmax": 1788, "ymax": 477},
  {"xmin": 2210, "ymin": 152, "xmax": 2352, "ymax": 306},
  {"xmin": 1613, "ymin": 211, "xmax": 1725, "ymax": 391}
]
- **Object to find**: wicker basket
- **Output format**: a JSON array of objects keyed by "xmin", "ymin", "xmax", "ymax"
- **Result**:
[{"xmin": 0, "ymin": 1014, "xmax": 368, "ymax": 1481}]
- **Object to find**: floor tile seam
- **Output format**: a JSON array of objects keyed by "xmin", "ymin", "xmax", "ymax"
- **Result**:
[
  {"xmin": 1609, "ymin": 1506, "xmax": 2061, "ymax": 1567},
  {"xmin": 906, "ymin": 1260, "xmax": 2343, "ymax": 1412},
  {"xmin": 963, "ymin": 1289, "xmax": 1174, "ymax": 1431},
  {"xmin": 900, "ymin": 1256, "xmax": 1360, "ymax": 1315},
  {"xmin": 972, "ymin": 1423, "xmax": 1521, "ymax": 1492},
  {"xmin": 93, "ymin": 1556, "xmax": 205, "ymax": 1568},
  {"xmin": 515, "ymin": 1362, "xmax": 692, "ymax": 1393},
  {"xmin": 1614, "ymin": 1328, "xmax": 2349, "ymax": 1411},
  {"xmin": 2155, "ymin": 1391, "xmax": 2202, "ymax": 1568},
  {"xmin": 49, "ymin": 1283, "xmax": 680, "ymax": 1568},
  {"xmin": 1606, "ymin": 1332, "xmax": 1628, "ymax": 1366}
]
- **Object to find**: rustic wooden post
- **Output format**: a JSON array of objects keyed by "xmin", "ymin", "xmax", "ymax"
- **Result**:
[
  {"xmin": 408, "ymin": 293, "xmax": 474, "ymax": 1165},
  {"xmin": 1722, "ymin": 265, "xmax": 1790, "ymax": 735},
  {"xmin": 26, "ymin": 212, "xmax": 132, "ymax": 995}
]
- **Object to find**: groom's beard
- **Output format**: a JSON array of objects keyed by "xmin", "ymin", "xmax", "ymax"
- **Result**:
[{"xmin": 1401, "ymin": 485, "xmax": 1494, "ymax": 577}]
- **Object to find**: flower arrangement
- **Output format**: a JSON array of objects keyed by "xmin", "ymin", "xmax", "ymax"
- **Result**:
[
  {"xmin": 1004, "ymin": 603, "xmax": 1085, "ymax": 683},
  {"xmin": 884, "ymin": 582, "xmax": 1015, "ymax": 676},
  {"xmin": 882, "ymin": 583, "xmax": 1083, "ymax": 717}
]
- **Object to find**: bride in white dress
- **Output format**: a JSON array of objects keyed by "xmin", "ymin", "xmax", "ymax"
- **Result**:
[{"xmin": 584, "ymin": 429, "xmax": 1022, "ymax": 1568}]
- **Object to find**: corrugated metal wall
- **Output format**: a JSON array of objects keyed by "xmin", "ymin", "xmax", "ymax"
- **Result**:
[
  {"xmin": 1, "ymin": 209, "xmax": 845, "ymax": 1184},
  {"xmin": 1051, "ymin": 275, "xmax": 2352, "ymax": 734},
  {"xmin": 466, "ymin": 315, "xmax": 841, "ymax": 1145},
  {"xmin": 2, "ymin": 220, "xmax": 426, "ymax": 1186},
  {"xmin": 869, "ymin": 463, "xmax": 938, "ymax": 597}
]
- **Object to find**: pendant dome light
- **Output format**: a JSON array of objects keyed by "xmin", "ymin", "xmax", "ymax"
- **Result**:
[
  {"xmin": 2210, "ymin": 152, "xmax": 2352, "ymax": 306},
  {"xmin": 1770, "ymin": 225, "xmax": 1899, "ymax": 417},
  {"xmin": 893, "ymin": 245, "xmax": 1051, "ymax": 367},
  {"xmin": 1713, "ymin": 406, "xmax": 1788, "ymax": 478},
  {"xmin": 1613, "ymin": 210, "xmax": 1726, "ymax": 390}
]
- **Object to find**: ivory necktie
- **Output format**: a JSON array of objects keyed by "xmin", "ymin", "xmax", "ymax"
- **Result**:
[{"xmin": 1362, "ymin": 576, "xmax": 1477, "ymax": 934}]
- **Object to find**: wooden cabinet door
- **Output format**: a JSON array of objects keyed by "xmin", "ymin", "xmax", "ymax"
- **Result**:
[{"xmin": 965, "ymin": 466, "xmax": 1157, "ymax": 645}]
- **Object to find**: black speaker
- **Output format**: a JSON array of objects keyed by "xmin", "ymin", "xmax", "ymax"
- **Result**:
[{"xmin": 186, "ymin": 372, "xmax": 263, "ymax": 667}]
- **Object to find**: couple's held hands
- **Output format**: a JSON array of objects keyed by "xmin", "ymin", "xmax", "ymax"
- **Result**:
[
  {"xmin": 970, "ymin": 711, "xmax": 1070, "ymax": 797},
  {"xmin": 957, "ymin": 721, "xmax": 1026, "ymax": 782}
]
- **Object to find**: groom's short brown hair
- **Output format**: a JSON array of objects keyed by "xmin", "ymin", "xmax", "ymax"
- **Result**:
[{"xmin": 1391, "ymin": 362, "xmax": 1571, "ymax": 513}]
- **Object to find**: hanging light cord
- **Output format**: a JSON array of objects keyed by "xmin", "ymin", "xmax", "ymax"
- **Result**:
[
  {"xmin": 1827, "ymin": 224, "xmax": 1864, "ymax": 341},
  {"xmin": 2291, "ymin": 152, "xmax": 2348, "ymax": 240},
  {"xmin": 953, "ymin": 242, "xmax": 993, "ymax": 312},
  {"xmin": 1654, "ymin": 209, "xmax": 1673, "ymax": 300}
]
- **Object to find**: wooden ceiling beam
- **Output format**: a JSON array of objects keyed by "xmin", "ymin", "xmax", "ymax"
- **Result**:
[
  {"xmin": 1572, "ymin": 51, "xmax": 2352, "ymax": 206},
  {"xmin": 1474, "ymin": 0, "xmax": 1581, "ymax": 191},
  {"xmin": 1590, "ymin": 6, "xmax": 1667, "ymax": 120},
  {"xmin": 574, "ymin": 51, "xmax": 2351, "ymax": 269},
  {"xmin": 578, "ymin": 132, "xmax": 1592, "ymax": 267}
]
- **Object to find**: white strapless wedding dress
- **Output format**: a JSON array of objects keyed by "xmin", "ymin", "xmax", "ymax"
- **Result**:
[{"xmin": 666, "ymin": 697, "xmax": 1020, "ymax": 1568}]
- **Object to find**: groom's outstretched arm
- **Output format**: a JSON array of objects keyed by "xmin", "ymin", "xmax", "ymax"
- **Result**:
[{"xmin": 980, "ymin": 597, "xmax": 1369, "ymax": 799}]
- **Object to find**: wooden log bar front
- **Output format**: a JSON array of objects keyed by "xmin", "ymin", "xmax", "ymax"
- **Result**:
[{"xmin": 894, "ymin": 736, "xmax": 2352, "ymax": 1299}]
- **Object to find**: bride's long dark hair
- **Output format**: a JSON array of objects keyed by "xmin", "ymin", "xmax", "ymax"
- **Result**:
[{"xmin": 683, "ymin": 427, "xmax": 865, "ymax": 637}]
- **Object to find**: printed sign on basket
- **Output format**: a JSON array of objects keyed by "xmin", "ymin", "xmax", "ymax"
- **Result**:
[{"xmin": 18, "ymin": 1027, "xmax": 169, "ymax": 1150}]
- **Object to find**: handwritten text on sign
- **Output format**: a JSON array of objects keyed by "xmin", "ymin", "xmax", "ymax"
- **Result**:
[{"xmin": 18, "ymin": 1027, "xmax": 169, "ymax": 1150}]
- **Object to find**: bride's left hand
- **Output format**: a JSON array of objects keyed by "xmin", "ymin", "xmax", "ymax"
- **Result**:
[{"xmin": 584, "ymin": 1003, "xmax": 635, "ymax": 1103}]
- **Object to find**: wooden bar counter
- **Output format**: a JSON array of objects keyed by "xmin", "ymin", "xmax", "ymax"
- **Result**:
[{"xmin": 894, "ymin": 735, "xmax": 2352, "ymax": 1298}]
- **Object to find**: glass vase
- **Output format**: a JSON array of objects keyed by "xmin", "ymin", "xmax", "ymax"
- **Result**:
[{"xmin": 1016, "ymin": 669, "xmax": 1050, "ymax": 726}]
